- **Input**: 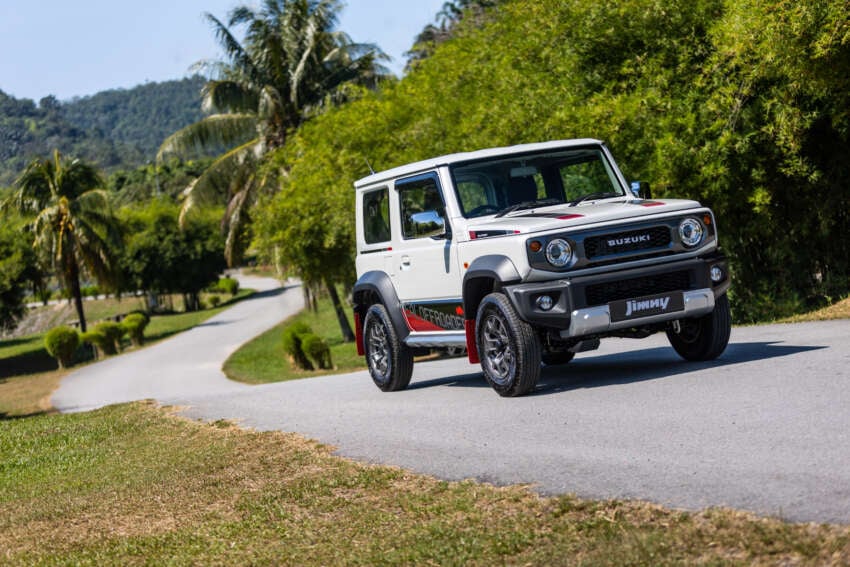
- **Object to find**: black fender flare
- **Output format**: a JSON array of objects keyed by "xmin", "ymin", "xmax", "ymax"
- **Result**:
[
  {"xmin": 352, "ymin": 271, "xmax": 410, "ymax": 347},
  {"xmin": 461, "ymin": 256, "xmax": 522, "ymax": 364},
  {"xmin": 462, "ymin": 255, "xmax": 522, "ymax": 319}
]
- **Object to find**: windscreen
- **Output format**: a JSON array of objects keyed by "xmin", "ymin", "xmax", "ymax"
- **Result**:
[{"xmin": 450, "ymin": 148, "xmax": 625, "ymax": 218}]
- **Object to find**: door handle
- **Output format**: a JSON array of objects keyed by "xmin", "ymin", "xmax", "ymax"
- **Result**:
[{"xmin": 400, "ymin": 255, "xmax": 411, "ymax": 270}]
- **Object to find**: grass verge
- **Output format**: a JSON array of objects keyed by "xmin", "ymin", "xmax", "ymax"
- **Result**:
[
  {"xmin": 779, "ymin": 295, "xmax": 850, "ymax": 323},
  {"xmin": 224, "ymin": 295, "xmax": 363, "ymax": 384},
  {"xmin": 0, "ymin": 402, "xmax": 847, "ymax": 565},
  {"xmin": 0, "ymin": 289, "xmax": 254, "ymax": 418}
]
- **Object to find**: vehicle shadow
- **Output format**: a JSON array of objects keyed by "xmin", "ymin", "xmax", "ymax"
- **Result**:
[{"xmin": 411, "ymin": 340, "xmax": 826, "ymax": 395}]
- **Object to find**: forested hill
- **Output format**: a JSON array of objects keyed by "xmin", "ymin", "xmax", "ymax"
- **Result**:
[{"xmin": 0, "ymin": 76, "xmax": 205, "ymax": 186}]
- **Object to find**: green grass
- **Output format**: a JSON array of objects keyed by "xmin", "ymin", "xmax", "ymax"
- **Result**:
[
  {"xmin": 0, "ymin": 402, "xmax": 847, "ymax": 565},
  {"xmin": 224, "ymin": 295, "xmax": 363, "ymax": 384},
  {"xmin": 0, "ymin": 289, "xmax": 254, "ymax": 418}
]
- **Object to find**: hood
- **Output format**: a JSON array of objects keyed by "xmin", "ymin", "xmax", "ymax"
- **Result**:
[{"xmin": 465, "ymin": 198, "xmax": 704, "ymax": 235}]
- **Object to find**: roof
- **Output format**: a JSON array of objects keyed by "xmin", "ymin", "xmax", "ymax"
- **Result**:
[{"xmin": 353, "ymin": 138, "xmax": 604, "ymax": 189}]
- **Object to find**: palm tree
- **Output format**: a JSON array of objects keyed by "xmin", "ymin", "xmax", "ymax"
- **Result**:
[
  {"xmin": 3, "ymin": 151, "xmax": 120, "ymax": 333},
  {"xmin": 158, "ymin": 0, "xmax": 389, "ymax": 266}
]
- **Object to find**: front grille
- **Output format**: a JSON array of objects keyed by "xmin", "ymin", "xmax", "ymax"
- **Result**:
[
  {"xmin": 585, "ymin": 270, "xmax": 691, "ymax": 306},
  {"xmin": 584, "ymin": 226, "xmax": 671, "ymax": 259}
]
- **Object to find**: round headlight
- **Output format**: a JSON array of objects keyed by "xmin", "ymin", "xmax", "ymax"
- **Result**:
[
  {"xmin": 545, "ymin": 238, "xmax": 573, "ymax": 267},
  {"xmin": 678, "ymin": 218, "xmax": 705, "ymax": 247}
]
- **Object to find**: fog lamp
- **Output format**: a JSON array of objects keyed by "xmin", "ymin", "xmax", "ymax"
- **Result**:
[
  {"xmin": 710, "ymin": 265, "xmax": 724, "ymax": 283},
  {"xmin": 536, "ymin": 295, "xmax": 554, "ymax": 311}
]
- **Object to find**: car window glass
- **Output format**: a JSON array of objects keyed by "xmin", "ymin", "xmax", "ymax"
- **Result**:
[
  {"xmin": 363, "ymin": 188, "xmax": 390, "ymax": 244},
  {"xmin": 398, "ymin": 175, "xmax": 445, "ymax": 239}
]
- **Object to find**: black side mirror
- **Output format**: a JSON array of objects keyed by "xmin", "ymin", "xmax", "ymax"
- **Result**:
[{"xmin": 629, "ymin": 181, "xmax": 652, "ymax": 200}]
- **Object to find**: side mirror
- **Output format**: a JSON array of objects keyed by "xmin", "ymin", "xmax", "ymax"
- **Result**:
[
  {"xmin": 409, "ymin": 210, "xmax": 447, "ymax": 239},
  {"xmin": 630, "ymin": 181, "xmax": 652, "ymax": 200}
]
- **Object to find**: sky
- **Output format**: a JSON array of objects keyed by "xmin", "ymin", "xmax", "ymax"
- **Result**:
[{"xmin": 0, "ymin": 0, "xmax": 446, "ymax": 102}]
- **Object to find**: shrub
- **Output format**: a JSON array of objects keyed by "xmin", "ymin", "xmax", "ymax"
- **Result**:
[
  {"xmin": 218, "ymin": 277, "xmax": 239, "ymax": 296},
  {"xmin": 209, "ymin": 294, "xmax": 222, "ymax": 307},
  {"xmin": 80, "ymin": 329, "xmax": 110, "ymax": 358},
  {"xmin": 94, "ymin": 321, "xmax": 126, "ymax": 354},
  {"xmin": 44, "ymin": 326, "xmax": 80, "ymax": 368},
  {"xmin": 282, "ymin": 322, "xmax": 314, "ymax": 370},
  {"xmin": 301, "ymin": 333, "xmax": 333, "ymax": 370},
  {"xmin": 122, "ymin": 312, "xmax": 149, "ymax": 347}
]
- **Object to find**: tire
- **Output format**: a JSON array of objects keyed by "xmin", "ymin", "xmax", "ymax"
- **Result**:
[
  {"xmin": 666, "ymin": 293, "xmax": 731, "ymax": 361},
  {"xmin": 363, "ymin": 304, "xmax": 413, "ymax": 391},
  {"xmin": 475, "ymin": 293, "xmax": 541, "ymax": 397},
  {"xmin": 542, "ymin": 350, "xmax": 575, "ymax": 366}
]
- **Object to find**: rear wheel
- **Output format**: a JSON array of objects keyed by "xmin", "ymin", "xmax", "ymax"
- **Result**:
[
  {"xmin": 475, "ymin": 293, "xmax": 541, "ymax": 397},
  {"xmin": 667, "ymin": 293, "xmax": 731, "ymax": 361},
  {"xmin": 363, "ymin": 304, "xmax": 413, "ymax": 391}
]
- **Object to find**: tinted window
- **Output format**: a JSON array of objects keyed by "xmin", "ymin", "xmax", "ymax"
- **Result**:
[
  {"xmin": 363, "ymin": 188, "xmax": 390, "ymax": 244},
  {"xmin": 398, "ymin": 175, "xmax": 446, "ymax": 240}
]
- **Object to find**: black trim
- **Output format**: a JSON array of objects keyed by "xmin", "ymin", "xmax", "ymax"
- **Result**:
[
  {"xmin": 505, "ymin": 253, "xmax": 729, "ymax": 330},
  {"xmin": 462, "ymin": 255, "xmax": 521, "ymax": 319},
  {"xmin": 352, "ymin": 271, "xmax": 410, "ymax": 340}
]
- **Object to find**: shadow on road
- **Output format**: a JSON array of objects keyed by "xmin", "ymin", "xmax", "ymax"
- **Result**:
[{"xmin": 408, "ymin": 340, "xmax": 826, "ymax": 395}]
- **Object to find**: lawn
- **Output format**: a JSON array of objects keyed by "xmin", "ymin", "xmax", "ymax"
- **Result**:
[
  {"xmin": 1, "ymin": 402, "xmax": 847, "ymax": 565},
  {"xmin": 223, "ymin": 295, "xmax": 364, "ymax": 384}
]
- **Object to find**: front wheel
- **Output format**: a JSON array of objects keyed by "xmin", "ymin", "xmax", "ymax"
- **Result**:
[
  {"xmin": 666, "ymin": 293, "xmax": 731, "ymax": 361},
  {"xmin": 363, "ymin": 304, "xmax": 413, "ymax": 391},
  {"xmin": 475, "ymin": 293, "xmax": 541, "ymax": 397}
]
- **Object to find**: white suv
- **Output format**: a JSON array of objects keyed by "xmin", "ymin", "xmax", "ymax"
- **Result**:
[{"xmin": 353, "ymin": 139, "xmax": 731, "ymax": 396}]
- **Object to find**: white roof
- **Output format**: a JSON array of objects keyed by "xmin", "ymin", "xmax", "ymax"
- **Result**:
[{"xmin": 353, "ymin": 138, "xmax": 604, "ymax": 189}]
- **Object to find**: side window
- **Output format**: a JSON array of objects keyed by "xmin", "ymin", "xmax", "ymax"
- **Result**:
[
  {"xmin": 363, "ymin": 188, "xmax": 390, "ymax": 244},
  {"xmin": 397, "ymin": 174, "xmax": 447, "ymax": 240}
]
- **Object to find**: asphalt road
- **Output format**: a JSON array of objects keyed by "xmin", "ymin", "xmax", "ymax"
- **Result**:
[{"xmin": 53, "ymin": 278, "xmax": 850, "ymax": 524}]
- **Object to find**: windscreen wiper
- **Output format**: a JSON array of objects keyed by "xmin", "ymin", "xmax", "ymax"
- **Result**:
[
  {"xmin": 495, "ymin": 198, "xmax": 561, "ymax": 218},
  {"xmin": 568, "ymin": 192, "xmax": 619, "ymax": 207}
]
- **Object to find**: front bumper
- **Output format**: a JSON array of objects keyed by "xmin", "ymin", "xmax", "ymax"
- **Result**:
[{"xmin": 504, "ymin": 253, "xmax": 729, "ymax": 338}]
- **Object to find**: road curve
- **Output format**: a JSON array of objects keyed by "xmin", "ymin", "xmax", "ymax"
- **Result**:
[{"xmin": 54, "ymin": 278, "xmax": 850, "ymax": 524}]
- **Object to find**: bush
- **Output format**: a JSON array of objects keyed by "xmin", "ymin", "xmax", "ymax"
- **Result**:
[
  {"xmin": 122, "ymin": 312, "xmax": 149, "ymax": 347},
  {"xmin": 81, "ymin": 329, "xmax": 110, "ymax": 358},
  {"xmin": 44, "ymin": 326, "xmax": 80, "ymax": 368},
  {"xmin": 301, "ymin": 333, "xmax": 333, "ymax": 370},
  {"xmin": 94, "ymin": 321, "xmax": 126, "ymax": 354},
  {"xmin": 208, "ymin": 294, "xmax": 222, "ymax": 307},
  {"xmin": 282, "ymin": 322, "xmax": 314, "ymax": 370},
  {"xmin": 217, "ymin": 277, "xmax": 239, "ymax": 296}
]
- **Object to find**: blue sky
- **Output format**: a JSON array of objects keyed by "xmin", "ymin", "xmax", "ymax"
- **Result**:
[{"xmin": 0, "ymin": 0, "xmax": 446, "ymax": 101}]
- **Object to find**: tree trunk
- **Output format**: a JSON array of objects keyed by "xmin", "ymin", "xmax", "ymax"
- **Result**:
[
  {"xmin": 68, "ymin": 258, "xmax": 87, "ymax": 333},
  {"xmin": 325, "ymin": 278, "xmax": 354, "ymax": 343}
]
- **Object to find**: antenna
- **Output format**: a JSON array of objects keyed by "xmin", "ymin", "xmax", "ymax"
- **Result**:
[{"xmin": 365, "ymin": 158, "xmax": 376, "ymax": 175}]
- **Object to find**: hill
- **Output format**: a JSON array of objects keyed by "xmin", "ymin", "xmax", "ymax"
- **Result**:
[{"xmin": 0, "ymin": 76, "xmax": 205, "ymax": 187}]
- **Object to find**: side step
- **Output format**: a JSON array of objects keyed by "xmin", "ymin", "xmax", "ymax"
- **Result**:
[{"xmin": 404, "ymin": 331, "xmax": 467, "ymax": 349}]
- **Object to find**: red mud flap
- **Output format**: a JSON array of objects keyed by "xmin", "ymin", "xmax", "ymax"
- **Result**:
[
  {"xmin": 354, "ymin": 311, "xmax": 364, "ymax": 356},
  {"xmin": 465, "ymin": 319, "xmax": 479, "ymax": 364}
]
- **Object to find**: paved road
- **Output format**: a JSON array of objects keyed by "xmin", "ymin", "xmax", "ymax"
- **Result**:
[{"xmin": 54, "ymin": 278, "xmax": 850, "ymax": 524}]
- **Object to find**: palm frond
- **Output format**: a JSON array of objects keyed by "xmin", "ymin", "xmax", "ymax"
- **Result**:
[
  {"xmin": 202, "ymin": 80, "xmax": 259, "ymax": 113},
  {"xmin": 157, "ymin": 114, "xmax": 257, "ymax": 161},
  {"xmin": 178, "ymin": 139, "xmax": 261, "ymax": 225}
]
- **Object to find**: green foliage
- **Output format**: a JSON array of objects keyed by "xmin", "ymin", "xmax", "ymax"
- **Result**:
[
  {"xmin": 43, "ymin": 326, "xmax": 80, "ymax": 368},
  {"xmin": 0, "ymin": 221, "xmax": 41, "ymax": 332},
  {"xmin": 281, "ymin": 321, "xmax": 315, "ymax": 370},
  {"xmin": 301, "ymin": 333, "xmax": 333, "ymax": 370},
  {"xmin": 254, "ymin": 0, "xmax": 850, "ymax": 323},
  {"xmin": 216, "ymin": 277, "xmax": 240, "ymax": 296},
  {"xmin": 93, "ymin": 321, "xmax": 125, "ymax": 354},
  {"xmin": 158, "ymin": 0, "xmax": 391, "ymax": 266},
  {"xmin": 208, "ymin": 295, "xmax": 222, "ymax": 308},
  {"xmin": 119, "ymin": 200, "xmax": 226, "ymax": 309},
  {"xmin": 0, "ymin": 78, "xmax": 205, "ymax": 186},
  {"xmin": 121, "ymin": 313, "xmax": 149, "ymax": 347},
  {"xmin": 80, "ymin": 329, "xmax": 111, "ymax": 358},
  {"xmin": 4, "ymin": 150, "xmax": 121, "ymax": 333}
]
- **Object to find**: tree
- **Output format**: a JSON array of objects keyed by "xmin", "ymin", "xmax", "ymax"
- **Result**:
[
  {"xmin": 120, "ymin": 201, "xmax": 226, "ymax": 311},
  {"xmin": 3, "ymin": 150, "xmax": 120, "ymax": 332},
  {"xmin": 0, "ymin": 223, "xmax": 41, "ymax": 332},
  {"xmin": 158, "ymin": 0, "xmax": 389, "ymax": 266}
]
